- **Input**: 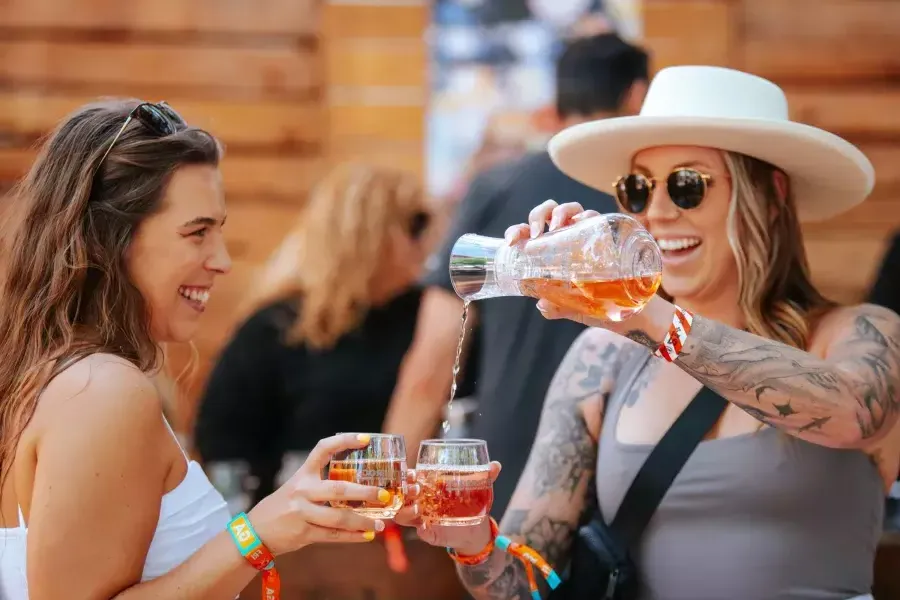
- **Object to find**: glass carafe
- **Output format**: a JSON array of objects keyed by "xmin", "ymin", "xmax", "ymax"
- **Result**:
[{"xmin": 448, "ymin": 213, "xmax": 662, "ymax": 322}]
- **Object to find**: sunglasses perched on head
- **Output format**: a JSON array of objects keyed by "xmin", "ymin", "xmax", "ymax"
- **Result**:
[
  {"xmin": 613, "ymin": 168, "xmax": 715, "ymax": 214},
  {"xmin": 98, "ymin": 101, "xmax": 187, "ymax": 167}
]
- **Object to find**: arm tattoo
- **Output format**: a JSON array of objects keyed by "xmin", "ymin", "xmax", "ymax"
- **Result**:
[
  {"xmin": 526, "ymin": 337, "xmax": 616, "ymax": 497},
  {"xmin": 624, "ymin": 329, "xmax": 658, "ymax": 350},
  {"xmin": 457, "ymin": 332, "xmax": 622, "ymax": 599},
  {"xmin": 669, "ymin": 307, "xmax": 900, "ymax": 447}
]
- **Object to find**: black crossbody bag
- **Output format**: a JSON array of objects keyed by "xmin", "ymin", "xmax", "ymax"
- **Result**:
[{"xmin": 549, "ymin": 356, "xmax": 727, "ymax": 600}]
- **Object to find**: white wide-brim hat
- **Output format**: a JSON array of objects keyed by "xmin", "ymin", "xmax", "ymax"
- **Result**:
[{"xmin": 548, "ymin": 66, "xmax": 875, "ymax": 223}]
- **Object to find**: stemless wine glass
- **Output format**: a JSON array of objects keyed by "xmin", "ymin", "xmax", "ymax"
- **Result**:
[
  {"xmin": 416, "ymin": 438, "xmax": 492, "ymax": 526},
  {"xmin": 327, "ymin": 433, "xmax": 407, "ymax": 519}
]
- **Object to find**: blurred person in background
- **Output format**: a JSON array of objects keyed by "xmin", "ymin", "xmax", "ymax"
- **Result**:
[
  {"xmin": 382, "ymin": 31, "xmax": 650, "ymax": 520},
  {"xmin": 0, "ymin": 101, "xmax": 393, "ymax": 599},
  {"xmin": 194, "ymin": 163, "xmax": 434, "ymax": 508}
]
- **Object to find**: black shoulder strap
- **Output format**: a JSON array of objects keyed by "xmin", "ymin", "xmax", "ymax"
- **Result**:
[{"xmin": 609, "ymin": 384, "xmax": 727, "ymax": 548}]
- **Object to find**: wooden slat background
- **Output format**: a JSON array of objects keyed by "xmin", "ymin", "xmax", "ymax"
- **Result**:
[
  {"xmin": 0, "ymin": 0, "xmax": 430, "ymax": 432},
  {"xmin": 642, "ymin": 0, "xmax": 900, "ymax": 305}
]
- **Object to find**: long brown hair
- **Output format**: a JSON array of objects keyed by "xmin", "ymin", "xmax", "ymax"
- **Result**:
[
  {"xmin": 246, "ymin": 162, "xmax": 428, "ymax": 350},
  {"xmin": 0, "ymin": 99, "xmax": 221, "ymax": 486},
  {"xmin": 722, "ymin": 151, "xmax": 835, "ymax": 349}
]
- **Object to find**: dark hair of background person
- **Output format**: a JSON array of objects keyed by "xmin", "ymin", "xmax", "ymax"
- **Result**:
[{"xmin": 556, "ymin": 32, "xmax": 650, "ymax": 119}]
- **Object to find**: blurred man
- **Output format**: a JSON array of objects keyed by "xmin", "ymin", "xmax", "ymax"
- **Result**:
[{"xmin": 383, "ymin": 32, "xmax": 650, "ymax": 519}]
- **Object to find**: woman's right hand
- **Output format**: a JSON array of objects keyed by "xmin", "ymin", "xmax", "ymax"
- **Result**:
[
  {"xmin": 396, "ymin": 461, "xmax": 502, "ymax": 556},
  {"xmin": 246, "ymin": 433, "xmax": 389, "ymax": 555}
]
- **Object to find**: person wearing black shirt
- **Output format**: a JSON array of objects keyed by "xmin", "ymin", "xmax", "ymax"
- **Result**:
[
  {"xmin": 382, "ymin": 32, "xmax": 651, "ymax": 519},
  {"xmin": 194, "ymin": 163, "xmax": 440, "ymax": 506}
]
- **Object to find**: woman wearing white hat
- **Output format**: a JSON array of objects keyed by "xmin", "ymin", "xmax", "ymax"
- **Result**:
[{"xmin": 404, "ymin": 66, "xmax": 895, "ymax": 600}]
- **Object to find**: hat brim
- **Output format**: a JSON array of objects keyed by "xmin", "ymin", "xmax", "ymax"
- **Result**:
[{"xmin": 547, "ymin": 116, "xmax": 875, "ymax": 223}]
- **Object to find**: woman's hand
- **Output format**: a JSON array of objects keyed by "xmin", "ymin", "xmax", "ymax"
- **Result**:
[
  {"xmin": 246, "ymin": 433, "xmax": 390, "ymax": 555},
  {"xmin": 394, "ymin": 461, "xmax": 502, "ymax": 555},
  {"xmin": 504, "ymin": 199, "xmax": 610, "ymax": 327}
]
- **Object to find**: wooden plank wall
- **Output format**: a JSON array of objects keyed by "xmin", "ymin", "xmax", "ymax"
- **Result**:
[
  {"xmin": 641, "ymin": 0, "xmax": 900, "ymax": 305},
  {"xmin": 0, "ymin": 0, "xmax": 429, "ymax": 430}
]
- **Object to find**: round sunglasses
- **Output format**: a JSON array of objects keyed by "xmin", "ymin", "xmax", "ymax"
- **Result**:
[{"xmin": 613, "ymin": 168, "xmax": 715, "ymax": 214}]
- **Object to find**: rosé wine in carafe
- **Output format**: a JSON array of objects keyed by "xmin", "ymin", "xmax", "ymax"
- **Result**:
[{"xmin": 448, "ymin": 212, "xmax": 662, "ymax": 322}]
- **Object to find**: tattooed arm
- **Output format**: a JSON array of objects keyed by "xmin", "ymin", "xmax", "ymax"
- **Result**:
[
  {"xmin": 613, "ymin": 298, "xmax": 900, "ymax": 450},
  {"xmin": 455, "ymin": 328, "xmax": 624, "ymax": 599}
]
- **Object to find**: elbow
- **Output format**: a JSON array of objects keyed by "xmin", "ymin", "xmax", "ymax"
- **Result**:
[{"xmin": 829, "ymin": 405, "xmax": 897, "ymax": 450}]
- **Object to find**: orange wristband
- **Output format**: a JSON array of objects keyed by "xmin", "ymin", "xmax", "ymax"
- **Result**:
[{"xmin": 446, "ymin": 517, "xmax": 500, "ymax": 566}]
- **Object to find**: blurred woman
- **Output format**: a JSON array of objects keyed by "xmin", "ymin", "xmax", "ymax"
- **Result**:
[{"xmin": 194, "ymin": 163, "xmax": 434, "ymax": 505}]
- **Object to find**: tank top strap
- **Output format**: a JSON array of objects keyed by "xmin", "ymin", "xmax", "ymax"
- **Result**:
[{"xmin": 16, "ymin": 505, "xmax": 25, "ymax": 529}]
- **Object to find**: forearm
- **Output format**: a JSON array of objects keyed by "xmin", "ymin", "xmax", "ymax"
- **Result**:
[
  {"xmin": 620, "ymin": 298, "xmax": 900, "ymax": 448},
  {"xmin": 456, "ymin": 548, "xmax": 532, "ymax": 599},
  {"xmin": 114, "ymin": 531, "xmax": 256, "ymax": 600}
]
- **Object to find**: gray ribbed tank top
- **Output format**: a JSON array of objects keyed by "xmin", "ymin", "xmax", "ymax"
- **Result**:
[{"xmin": 596, "ymin": 349, "xmax": 883, "ymax": 600}]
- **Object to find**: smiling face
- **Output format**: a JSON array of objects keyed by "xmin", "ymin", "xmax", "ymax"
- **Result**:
[
  {"xmin": 622, "ymin": 145, "xmax": 738, "ymax": 306},
  {"xmin": 127, "ymin": 164, "xmax": 231, "ymax": 343}
]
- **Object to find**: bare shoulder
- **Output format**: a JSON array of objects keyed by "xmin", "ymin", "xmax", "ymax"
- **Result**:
[
  {"xmin": 35, "ymin": 353, "xmax": 165, "ymax": 448},
  {"xmin": 812, "ymin": 303, "xmax": 900, "ymax": 352}
]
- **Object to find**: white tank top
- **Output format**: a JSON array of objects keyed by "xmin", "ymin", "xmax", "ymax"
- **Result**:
[{"xmin": 0, "ymin": 421, "xmax": 231, "ymax": 599}]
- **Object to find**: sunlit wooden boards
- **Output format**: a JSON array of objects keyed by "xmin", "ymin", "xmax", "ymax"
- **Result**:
[{"xmin": 320, "ymin": 1, "xmax": 428, "ymax": 178}]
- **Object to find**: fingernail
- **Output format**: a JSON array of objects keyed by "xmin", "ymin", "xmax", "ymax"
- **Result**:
[
  {"xmin": 375, "ymin": 519, "xmax": 386, "ymax": 532},
  {"xmin": 377, "ymin": 489, "xmax": 391, "ymax": 503},
  {"xmin": 413, "ymin": 504, "xmax": 419, "ymax": 515},
  {"xmin": 363, "ymin": 531, "xmax": 376, "ymax": 541},
  {"xmin": 530, "ymin": 223, "xmax": 540, "ymax": 238},
  {"xmin": 356, "ymin": 434, "xmax": 370, "ymax": 444},
  {"xmin": 536, "ymin": 300, "xmax": 548, "ymax": 312},
  {"xmin": 548, "ymin": 216, "xmax": 559, "ymax": 231}
]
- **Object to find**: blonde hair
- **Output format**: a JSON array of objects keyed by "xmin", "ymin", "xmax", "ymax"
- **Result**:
[
  {"xmin": 721, "ymin": 151, "xmax": 835, "ymax": 349},
  {"xmin": 247, "ymin": 163, "xmax": 427, "ymax": 350}
]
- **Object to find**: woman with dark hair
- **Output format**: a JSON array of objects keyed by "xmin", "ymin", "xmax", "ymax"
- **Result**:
[{"xmin": 0, "ymin": 101, "xmax": 390, "ymax": 599}]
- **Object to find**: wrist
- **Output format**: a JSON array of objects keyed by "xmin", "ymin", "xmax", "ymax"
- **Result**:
[
  {"xmin": 245, "ymin": 505, "xmax": 282, "ymax": 556},
  {"xmin": 611, "ymin": 296, "xmax": 672, "ymax": 350},
  {"xmin": 448, "ymin": 518, "xmax": 498, "ymax": 561}
]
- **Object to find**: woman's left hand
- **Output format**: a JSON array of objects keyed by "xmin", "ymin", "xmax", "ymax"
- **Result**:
[{"xmin": 503, "ymin": 199, "xmax": 610, "ymax": 327}]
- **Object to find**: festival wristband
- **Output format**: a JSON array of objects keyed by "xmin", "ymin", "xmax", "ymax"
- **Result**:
[
  {"xmin": 654, "ymin": 305, "xmax": 694, "ymax": 362},
  {"xmin": 446, "ymin": 517, "xmax": 500, "ymax": 566},
  {"xmin": 227, "ymin": 512, "xmax": 281, "ymax": 600},
  {"xmin": 496, "ymin": 535, "xmax": 562, "ymax": 595}
]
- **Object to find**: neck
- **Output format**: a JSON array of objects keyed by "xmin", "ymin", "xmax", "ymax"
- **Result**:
[{"xmin": 368, "ymin": 277, "xmax": 409, "ymax": 307}]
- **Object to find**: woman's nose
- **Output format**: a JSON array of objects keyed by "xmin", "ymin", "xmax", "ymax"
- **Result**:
[
  {"xmin": 645, "ymin": 184, "xmax": 680, "ymax": 223},
  {"xmin": 207, "ymin": 238, "xmax": 232, "ymax": 274}
]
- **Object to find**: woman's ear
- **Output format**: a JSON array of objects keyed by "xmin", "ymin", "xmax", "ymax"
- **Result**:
[{"xmin": 770, "ymin": 170, "xmax": 789, "ymax": 224}]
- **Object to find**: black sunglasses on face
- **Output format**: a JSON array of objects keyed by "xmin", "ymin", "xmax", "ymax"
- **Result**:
[
  {"xmin": 98, "ymin": 101, "xmax": 186, "ymax": 167},
  {"xmin": 613, "ymin": 168, "xmax": 715, "ymax": 214}
]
